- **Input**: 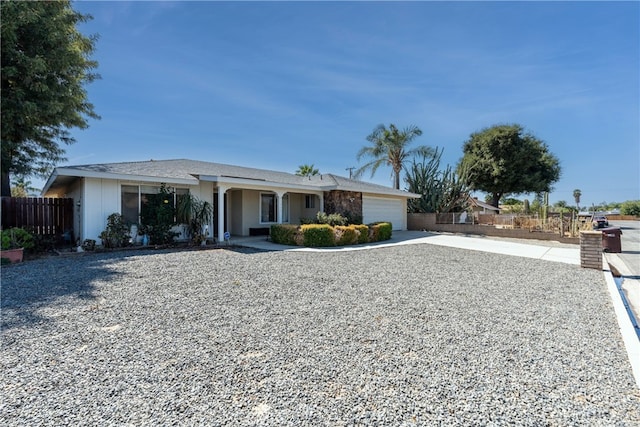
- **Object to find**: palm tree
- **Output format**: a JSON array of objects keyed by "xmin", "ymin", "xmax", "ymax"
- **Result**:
[
  {"xmin": 573, "ymin": 189, "xmax": 581, "ymax": 211},
  {"xmin": 295, "ymin": 164, "xmax": 319, "ymax": 177},
  {"xmin": 355, "ymin": 124, "xmax": 433, "ymax": 189}
]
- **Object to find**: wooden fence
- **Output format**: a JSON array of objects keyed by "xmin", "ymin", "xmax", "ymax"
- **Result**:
[{"xmin": 1, "ymin": 197, "xmax": 74, "ymax": 239}]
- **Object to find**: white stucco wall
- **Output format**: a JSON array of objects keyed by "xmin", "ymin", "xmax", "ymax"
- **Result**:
[
  {"xmin": 241, "ymin": 190, "xmax": 261, "ymax": 236},
  {"xmin": 82, "ymin": 178, "xmax": 120, "ymax": 242},
  {"xmin": 289, "ymin": 193, "xmax": 302, "ymax": 224},
  {"xmin": 230, "ymin": 190, "xmax": 243, "ymax": 236}
]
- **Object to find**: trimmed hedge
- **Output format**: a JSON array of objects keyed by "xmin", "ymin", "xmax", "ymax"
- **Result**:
[
  {"xmin": 353, "ymin": 224, "xmax": 369, "ymax": 244},
  {"xmin": 270, "ymin": 224, "xmax": 298, "ymax": 245},
  {"xmin": 270, "ymin": 222, "xmax": 393, "ymax": 247},
  {"xmin": 370, "ymin": 222, "xmax": 392, "ymax": 242},
  {"xmin": 301, "ymin": 224, "xmax": 335, "ymax": 247},
  {"xmin": 334, "ymin": 225, "xmax": 359, "ymax": 246}
]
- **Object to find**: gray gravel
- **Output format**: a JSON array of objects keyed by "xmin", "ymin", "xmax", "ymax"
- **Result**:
[{"xmin": 2, "ymin": 244, "xmax": 639, "ymax": 426}]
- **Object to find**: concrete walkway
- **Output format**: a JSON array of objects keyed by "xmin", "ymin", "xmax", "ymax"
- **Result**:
[{"xmin": 234, "ymin": 230, "xmax": 581, "ymax": 265}]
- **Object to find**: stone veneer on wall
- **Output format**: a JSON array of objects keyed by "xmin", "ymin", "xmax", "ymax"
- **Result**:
[{"xmin": 323, "ymin": 190, "xmax": 362, "ymax": 219}]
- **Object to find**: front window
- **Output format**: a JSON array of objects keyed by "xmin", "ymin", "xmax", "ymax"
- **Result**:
[
  {"xmin": 121, "ymin": 184, "xmax": 188, "ymax": 225},
  {"xmin": 305, "ymin": 194, "xmax": 315, "ymax": 209},
  {"xmin": 261, "ymin": 193, "xmax": 277, "ymax": 223},
  {"xmin": 121, "ymin": 185, "xmax": 139, "ymax": 225}
]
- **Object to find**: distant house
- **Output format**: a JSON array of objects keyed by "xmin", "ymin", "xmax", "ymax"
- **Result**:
[
  {"xmin": 469, "ymin": 197, "xmax": 500, "ymax": 214},
  {"xmin": 42, "ymin": 159, "xmax": 419, "ymax": 243}
]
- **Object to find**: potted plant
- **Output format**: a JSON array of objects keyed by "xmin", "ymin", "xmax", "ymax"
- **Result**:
[
  {"xmin": 177, "ymin": 194, "xmax": 212, "ymax": 246},
  {"xmin": 1, "ymin": 228, "xmax": 34, "ymax": 264}
]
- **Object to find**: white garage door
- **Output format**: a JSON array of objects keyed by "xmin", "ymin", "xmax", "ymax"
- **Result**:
[{"xmin": 362, "ymin": 196, "xmax": 404, "ymax": 230}]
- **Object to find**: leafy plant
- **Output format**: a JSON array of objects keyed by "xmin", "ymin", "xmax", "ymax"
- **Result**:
[
  {"xmin": 141, "ymin": 184, "xmax": 179, "ymax": 245},
  {"xmin": 1, "ymin": 227, "xmax": 34, "ymax": 250},
  {"xmin": 621, "ymin": 200, "xmax": 640, "ymax": 217},
  {"xmin": 177, "ymin": 194, "xmax": 212, "ymax": 245},
  {"xmin": 405, "ymin": 148, "xmax": 471, "ymax": 214},
  {"xmin": 315, "ymin": 211, "xmax": 348, "ymax": 227},
  {"xmin": 99, "ymin": 213, "xmax": 130, "ymax": 248}
]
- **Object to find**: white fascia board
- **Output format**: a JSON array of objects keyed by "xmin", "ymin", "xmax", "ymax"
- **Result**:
[
  {"xmin": 53, "ymin": 168, "xmax": 198, "ymax": 186},
  {"xmin": 41, "ymin": 170, "xmax": 60, "ymax": 195},
  {"xmin": 361, "ymin": 191, "xmax": 421, "ymax": 199},
  {"xmin": 199, "ymin": 175, "xmax": 330, "ymax": 193}
]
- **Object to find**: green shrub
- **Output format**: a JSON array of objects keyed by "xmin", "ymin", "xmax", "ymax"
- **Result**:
[
  {"xmin": 99, "ymin": 213, "xmax": 131, "ymax": 248},
  {"xmin": 301, "ymin": 224, "xmax": 335, "ymax": 247},
  {"xmin": 1, "ymin": 228, "xmax": 34, "ymax": 250},
  {"xmin": 621, "ymin": 200, "xmax": 640, "ymax": 217},
  {"xmin": 31, "ymin": 233, "xmax": 57, "ymax": 253},
  {"xmin": 316, "ymin": 211, "xmax": 348, "ymax": 226},
  {"xmin": 353, "ymin": 224, "xmax": 369, "ymax": 244},
  {"xmin": 369, "ymin": 222, "xmax": 392, "ymax": 242},
  {"xmin": 334, "ymin": 225, "xmax": 358, "ymax": 246},
  {"xmin": 343, "ymin": 211, "xmax": 363, "ymax": 225},
  {"xmin": 270, "ymin": 224, "xmax": 298, "ymax": 245}
]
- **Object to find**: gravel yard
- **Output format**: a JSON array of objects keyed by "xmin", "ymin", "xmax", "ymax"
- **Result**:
[{"xmin": 2, "ymin": 244, "xmax": 639, "ymax": 426}]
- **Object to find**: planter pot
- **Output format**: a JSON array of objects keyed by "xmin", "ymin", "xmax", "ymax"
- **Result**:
[{"xmin": 1, "ymin": 248, "xmax": 24, "ymax": 264}]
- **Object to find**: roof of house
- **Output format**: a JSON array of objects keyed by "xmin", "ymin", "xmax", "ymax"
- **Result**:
[
  {"xmin": 43, "ymin": 159, "xmax": 419, "ymax": 198},
  {"xmin": 469, "ymin": 197, "xmax": 500, "ymax": 211}
]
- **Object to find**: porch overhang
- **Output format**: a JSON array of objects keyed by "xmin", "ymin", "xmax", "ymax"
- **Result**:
[{"xmin": 197, "ymin": 175, "xmax": 325, "ymax": 194}]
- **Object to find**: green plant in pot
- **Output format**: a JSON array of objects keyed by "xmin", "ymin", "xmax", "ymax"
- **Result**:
[{"xmin": 1, "ymin": 228, "xmax": 34, "ymax": 263}]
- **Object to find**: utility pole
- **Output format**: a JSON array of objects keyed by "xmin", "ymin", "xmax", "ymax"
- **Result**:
[{"xmin": 346, "ymin": 167, "xmax": 356, "ymax": 179}]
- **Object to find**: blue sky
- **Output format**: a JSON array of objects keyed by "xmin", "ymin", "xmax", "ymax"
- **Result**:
[{"xmin": 51, "ymin": 1, "xmax": 639, "ymax": 207}]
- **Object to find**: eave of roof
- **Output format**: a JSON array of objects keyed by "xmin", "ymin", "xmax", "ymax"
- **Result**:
[{"xmin": 43, "ymin": 159, "xmax": 420, "ymax": 198}]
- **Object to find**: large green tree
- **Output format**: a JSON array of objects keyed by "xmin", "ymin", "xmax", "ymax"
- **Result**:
[
  {"xmin": 1, "ymin": 0, "xmax": 99, "ymax": 197},
  {"xmin": 458, "ymin": 124, "xmax": 561, "ymax": 207},
  {"xmin": 355, "ymin": 124, "xmax": 433, "ymax": 190}
]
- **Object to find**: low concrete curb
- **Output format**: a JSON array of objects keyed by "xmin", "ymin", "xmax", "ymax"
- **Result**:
[{"xmin": 602, "ymin": 257, "xmax": 640, "ymax": 389}]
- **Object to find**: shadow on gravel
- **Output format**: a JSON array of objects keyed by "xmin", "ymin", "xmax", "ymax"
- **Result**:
[
  {"xmin": 1, "ymin": 246, "xmax": 266, "ymax": 331},
  {"xmin": 1, "ymin": 255, "xmax": 122, "ymax": 331}
]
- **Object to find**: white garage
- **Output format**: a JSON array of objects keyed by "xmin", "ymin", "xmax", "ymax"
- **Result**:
[{"xmin": 362, "ymin": 196, "xmax": 406, "ymax": 230}]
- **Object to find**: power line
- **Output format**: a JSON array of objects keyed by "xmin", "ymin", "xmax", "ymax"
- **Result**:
[{"xmin": 345, "ymin": 167, "xmax": 356, "ymax": 179}]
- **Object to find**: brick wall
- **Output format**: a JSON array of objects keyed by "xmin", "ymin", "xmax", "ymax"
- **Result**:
[{"xmin": 580, "ymin": 231, "xmax": 603, "ymax": 269}]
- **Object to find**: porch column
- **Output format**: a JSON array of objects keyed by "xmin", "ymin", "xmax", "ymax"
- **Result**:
[
  {"xmin": 318, "ymin": 193, "xmax": 324, "ymax": 213},
  {"xmin": 217, "ymin": 185, "xmax": 227, "ymax": 242},
  {"xmin": 276, "ymin": 191, "xmax": 286, "ymax": 224}
]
